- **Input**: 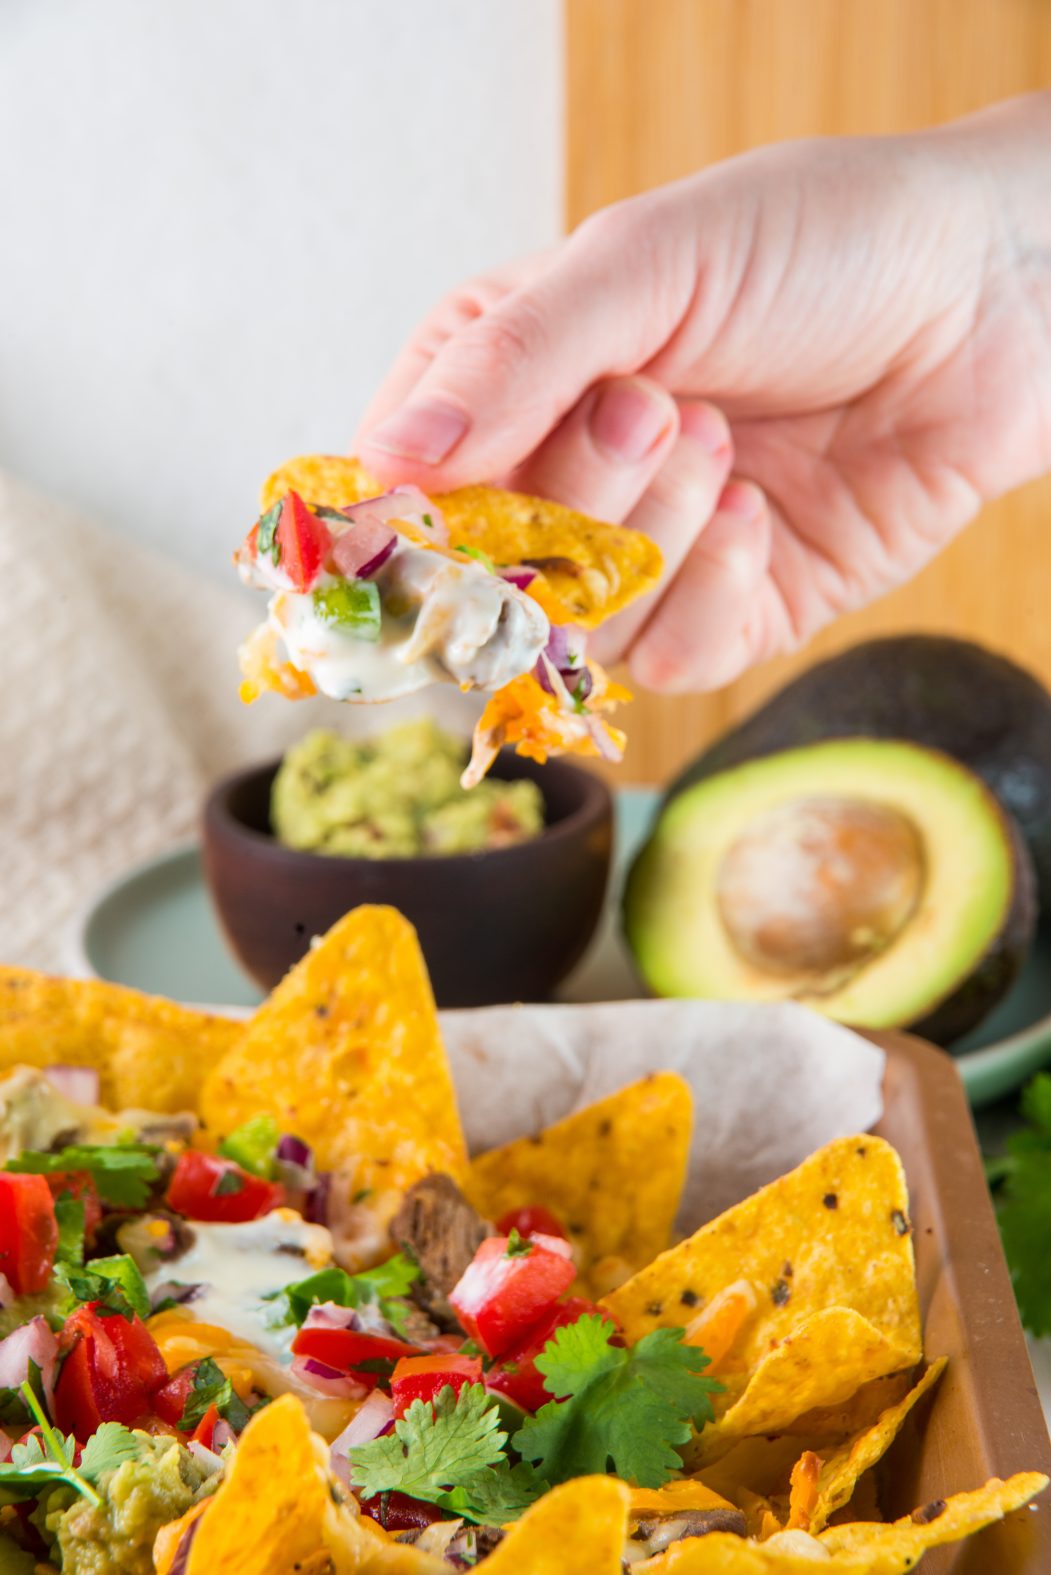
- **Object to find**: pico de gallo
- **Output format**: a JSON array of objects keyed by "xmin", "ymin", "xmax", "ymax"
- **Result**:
[
  {"xmin": 235, "ymin": 487, "xmax": 629, "ymax": 789},
  {"xmin": 0, "ymin": 1065, "xmax": 725, "ymax": 1572}
]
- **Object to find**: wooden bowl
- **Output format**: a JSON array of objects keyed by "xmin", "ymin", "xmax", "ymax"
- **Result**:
[{"xmin": 201, "ymin": 752, "xmax": 613, "ymax": 1007}]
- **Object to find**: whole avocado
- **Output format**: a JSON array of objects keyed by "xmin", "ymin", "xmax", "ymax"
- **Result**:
[{"xmin": 667, "ymin": 635, "xmax": 1051, "ymax": 904}]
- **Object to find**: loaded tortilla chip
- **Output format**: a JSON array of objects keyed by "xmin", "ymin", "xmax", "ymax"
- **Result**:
[{"xmin": 236, "ymin": 454, "xmax": 663, "ymax": 785}]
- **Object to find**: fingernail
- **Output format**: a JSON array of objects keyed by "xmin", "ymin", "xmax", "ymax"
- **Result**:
[
  {"xmin": 589, "ymin": 379, "xmax": 675, "ymax": 465},
  {"xmin": 720, "ymin": 480, "xmax": 765, "ymax": 519},
  {"xmin": 679, "ymin": 401, "xmax": 732, "ymax": 459},
  {"xmin": 366, "ymin": 400, "xmax": 470, "ymax": 465}
]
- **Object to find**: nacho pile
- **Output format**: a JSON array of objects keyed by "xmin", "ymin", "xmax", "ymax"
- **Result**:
[
  {"xmin": 0, "ymin": 905, "xmax": 1045, "ymax": 1574},
  {"xmin": 237, "ymin": 454, "xmax": 664, "ymax": 786}
]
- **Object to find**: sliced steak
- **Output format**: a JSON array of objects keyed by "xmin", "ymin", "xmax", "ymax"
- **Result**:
[
  {"xmin": 629, "ymin": 1509, "xmax": 748, "ymax": 1555},
  {"xmin": 390, "ymin": 1173, "xmax": 492, "ymax": 1327}
]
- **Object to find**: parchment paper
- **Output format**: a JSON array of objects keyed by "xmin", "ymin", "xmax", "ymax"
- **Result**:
[{"xmin": 439, "ymin": 1000, "xmax": 885, "ymax": 1227}]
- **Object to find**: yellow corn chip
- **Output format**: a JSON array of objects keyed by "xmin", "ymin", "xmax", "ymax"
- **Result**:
[
  {"xmin": 602, "ymin": 1135, "xmax": 921, "ymax": 1405},
  {"xmin": 638, "ymin": 1472, "xmax": 1047, "ymax": 1570},
  {"xmin": 258, "ymin": 454, "xmax": 664, "ymax": 628},
  {"xmin": 818, "ymin": 1471, "xmax": 1049, "ymax": 1571},
  {"xmin": 467, "ymin": 1073, "xmax": 691, "ymax": 1295},
  {"xmin": 0, "ymin": 967, "xmax": 238, "ymax": 1112},
  {"xmin": 803, "ymin": 1359, "xmax": 947, "ymax": 1533},
  {"xmin": 200, "ymin": 907, "xmax": 467, "ymax": 1247},
  {"xmin": 480, "ymin": 1476, "xmax": 630, "ymax": 1575},
  {"xmin": 686, "ymin": 1308, "xmax": 915, "ymax": 1467},
  {"xmin": 155, "ymin": 1395, "xmax": 370, "ymax": 1574}
]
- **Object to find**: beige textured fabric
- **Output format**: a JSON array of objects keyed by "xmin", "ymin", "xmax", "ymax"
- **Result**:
[{"xmin": 0, "ymin": 471, "xmax": 478, "ymax": 968}]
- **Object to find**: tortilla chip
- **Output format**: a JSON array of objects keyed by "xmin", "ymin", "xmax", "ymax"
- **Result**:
[
  {"xmin": 0, "ymin": 967, "xmax": 238, "ymax": 1112},
  {"xmin": 802, "ymin": 1360, "xmax": 947, "ymax": 1533},
  {"xmin": 200, "ymin": 908, "xmax": 467, "ymax": 1240},
  {"xmin": 602, "ymin": 1135, "xmax": 921, "ymax": 1407},
  {"xmin": 466, "ymin": 1073, "xmax": 691, "ymax": 1295},
  {"xmin": 685, "ymin": 1308, "xmax": 915, "ymax": 1467},
  {"xmin": 637, "ymin": 1473, "xmax": 1047, "ymax": 1570},
  {"xmin": 258, "ymin": 454, "xmax": 663, "ymax": 628},
  {"xmin": 160, "ymin": 1394, "xmax": 371, "ymax": 1574},
  {"xmin": 818, "ymin": 1471, "xmax": 1049, "ymax": 1570},
  {"xmin": 481, "ymin": 1476, "xmax": 630, "ymax": 1575}
]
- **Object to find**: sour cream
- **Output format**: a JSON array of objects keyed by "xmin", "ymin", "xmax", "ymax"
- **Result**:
[
  {"xmin": 249, "ymin": 526, "xmax": 549, "ymax": 704},
  {"xmin": 145, "ymin": 1211, "xmax": 333, "ymax": 1366}
]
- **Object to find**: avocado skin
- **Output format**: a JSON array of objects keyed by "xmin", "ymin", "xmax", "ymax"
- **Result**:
[
  {"xmin": 667, "ymin": 636, "xmax": 1051, "ymax": 905},
  {"xmin": 907, "ymin": 808, "xmax": 1037, "ymax": 1046}
]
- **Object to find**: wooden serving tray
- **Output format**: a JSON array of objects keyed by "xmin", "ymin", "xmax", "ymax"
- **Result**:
[{"xmin": 871, "ymin": 1031, "xmax": 1051, "ymax": 1570}]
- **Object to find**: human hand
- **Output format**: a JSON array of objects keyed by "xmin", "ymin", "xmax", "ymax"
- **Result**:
[{"xmin": 356, "ymin": 94, "xmax": 1051, "ymax": 692}]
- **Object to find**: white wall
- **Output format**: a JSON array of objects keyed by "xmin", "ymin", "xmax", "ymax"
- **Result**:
[{"xmin": 0, "ymin": 0, "xmax": 563, "ymax": 579}]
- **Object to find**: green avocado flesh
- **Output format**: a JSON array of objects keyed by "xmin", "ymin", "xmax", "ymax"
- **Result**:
[{"xmin": 625, "ymin": 739, "xmax": 1034, "ymax": 1041}]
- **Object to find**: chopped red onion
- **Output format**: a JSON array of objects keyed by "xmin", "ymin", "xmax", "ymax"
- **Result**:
[
  {"xmin": 0, "ymin": 1432, "xmax": 10, "ymax": 1464},
  {"xmin": 305, "ymin": 1172, "xmax": 332, "ymax": 1226},
  {"xmin": 330, "ymin": 519, "xmax": 396, "ymax": 579},
  {"xmin": 169, "ymin": 1516, "xmax": 201, "ymax": 1575},
  {"xmin": 500, "ymin": 566, "xmax": 538, "ymax": 591},
  {"xmin": 210, "ymin": 1418, "xmax": 237, "ymax": 1451},
  {"xmin": 276, "ymin": 1134, "xmax": 312, "ymax": 1168},
  {"xmin": 301, "ymin": 1300, "xmax": 361, "ymax": 1333},
  {"xmin": 585, "ymin": 715, "xmax": 623, "ymax": 763},
  {"xmin": 544, "ymin": 623, "xmax": 587, "ymax": 673},
  {"xmin": 44, "ymin": 1064, "xmax": 100, "ymax": 1106},
  {"xmin": 0, "ymin": 1318, "xmax": 58, "ymax": 1411},
  {"xmin": 0, "ymin": 1274, "xmax": 14, "ymax": 1309},
  {"xmin": 149, "ymin": 1280, "xmax": 200, "ymax": 1312},
  {"xmin": 187, "ymin": 1440, "xmax": 224, "ymax": 1477},
  {"xmin": 291, "ymin": 1354, "xmax": 367, "ymax": 1399},
  {"xmin": 329, "ymin": 1390, "xmax": 395, "ymax": 1483},
  {"xmin": 342, "ymin": 486, "xmax": 448, "ymax": 545}
]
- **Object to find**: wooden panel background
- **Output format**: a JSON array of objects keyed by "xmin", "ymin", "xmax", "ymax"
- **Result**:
[{"xmin": 565, "ymin": 0, "xmax": 1051, "ymax": 784}]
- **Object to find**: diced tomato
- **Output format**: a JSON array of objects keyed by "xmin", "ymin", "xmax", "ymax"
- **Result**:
[
  {"xmin": 0, "ymin": 1174, "xmax": 58, "ymax": 1295},
  {"xmin": 165, "ymin": 1151, "xmax": 284, "ymax": 1224},
  {"xmin": 45, "ymin": 1172, "xmax": 103, "ymax": 1245},
  {"xmin": 359, "ymin": 1491, "xmax": 444, "ymax": 1533},
  {"xmin": 274, "ymin": 492, "xmax": 332, "ymax": 591},
  {"xmin": 291, "ymin": 1326, "xmax": 419, "ymax": 1392},
  {"xmin": 496, "ymin": 1205, "xmax": 568, "ymax": 1242},
  {"xmin": 449, "ymin": 1235, "xmax": 576, "ymax": 1359},
  {"xmin": 487, "ymin": 1298, "xmax": 612, "ymax": 1412},
  {"xmin": 54, "ymin": 1303, "xmax": 168, "ymax": 1438},
  {"xmin": 389, "ymin": 1353, "xmax": 483, "ymax": 1419},
  {"xmin": 190, "ymin": 1403, "xmax": 221, "ymax": 1450},
  {"xmin": 152, "ymin": 1364, "xmax": 199, "ymax": 1426}
]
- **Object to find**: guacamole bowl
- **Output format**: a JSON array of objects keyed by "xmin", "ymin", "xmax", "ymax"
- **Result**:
[{"xmin": 202, "ymin": 752, "xmax": 613, "ymax": 1007}]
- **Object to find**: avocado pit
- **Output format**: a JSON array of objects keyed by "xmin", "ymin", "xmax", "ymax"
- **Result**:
[{"xmin": 715, "ymin": 796, "xmax": 926, "ymax": 982}]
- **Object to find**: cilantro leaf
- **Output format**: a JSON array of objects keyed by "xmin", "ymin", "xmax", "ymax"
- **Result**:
[
  {"xmin": 219, "ymin": 1115, "xmax": 280, "ymax": 1179},
  {"xmin": 54, "ymin": 1197, "xmax": 86, "ymax": 1269},
  {"xmin": 79, "ymin": 1423, "xmax": 145, "ymax": 1484},
  {"xmin": 515, "ymin": 1315, "xmax": 721, "ymax": 1489},
  {"xmin": 256, "ymin": 500, "xmax": 282, "ymax": 565},
  {"xmin": 0, "ymin": 1383, "xmax": 103, "ymax": 1505},
  {"xmin": 6, "ymin": 1144, "xmax": 159, "ymax": 1209},
  {"xmin": 212, "ymin": 1168, "xmax": 247, "ymax": 1197},
  {"xmin": 178, "ymin": 1357, "xmax": 253, "ymax": 1434},
  {"xmin": 55, "ymin": 1253, "xmax": 151, "ymax": 1321},
  {"xmin": 989, "ymin": 1073, "xmax": 1051, "ymax": 1336},
  {"xmin": 440, "ymin": 1458, "xmax": 547, "ymax": 1523},
  {"xmin": 265, "ymin": 1255, "xmax": 418, "ymax": 1330},
  {"xmin": 350, "ymin": 1384, "xmax": 513, "ymax": 1519}
]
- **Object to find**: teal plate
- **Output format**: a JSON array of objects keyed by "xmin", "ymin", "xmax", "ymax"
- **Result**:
[{"xmin": 75, "ymin": 789, "xmax": 1051, "ymax": 1108}]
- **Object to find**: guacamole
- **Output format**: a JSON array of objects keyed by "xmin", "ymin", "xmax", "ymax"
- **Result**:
[
  {"xmin": 36, "ymin": 1436, "xmax": 210, "ymax": 1575},
  {"xmin": 271, "ymin": 721, "xmax": 545, "ymax": 858}
]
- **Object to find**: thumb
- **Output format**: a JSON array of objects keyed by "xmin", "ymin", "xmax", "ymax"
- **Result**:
[{"xmin": 356, "ymin": 214, "xmax": 692, "ymax": 489}]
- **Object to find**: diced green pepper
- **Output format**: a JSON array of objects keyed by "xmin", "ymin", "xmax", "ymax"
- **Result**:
[
  {"xmin": 219, "ymin": 1114, "xmax": 280, "ymax": 1179},
  {"xmin": 312, "ymin": 580, "xmax": 382, "ymax": 641}
]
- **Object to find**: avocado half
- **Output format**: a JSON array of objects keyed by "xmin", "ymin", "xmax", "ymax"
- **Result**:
[
  {"xmin": 624, "ymin": 739, "xmax": 1037, "ymax": 1045},
  {"xmin": 667, "ymin": 636, "xmax": 1051, "ymax": 907}
]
